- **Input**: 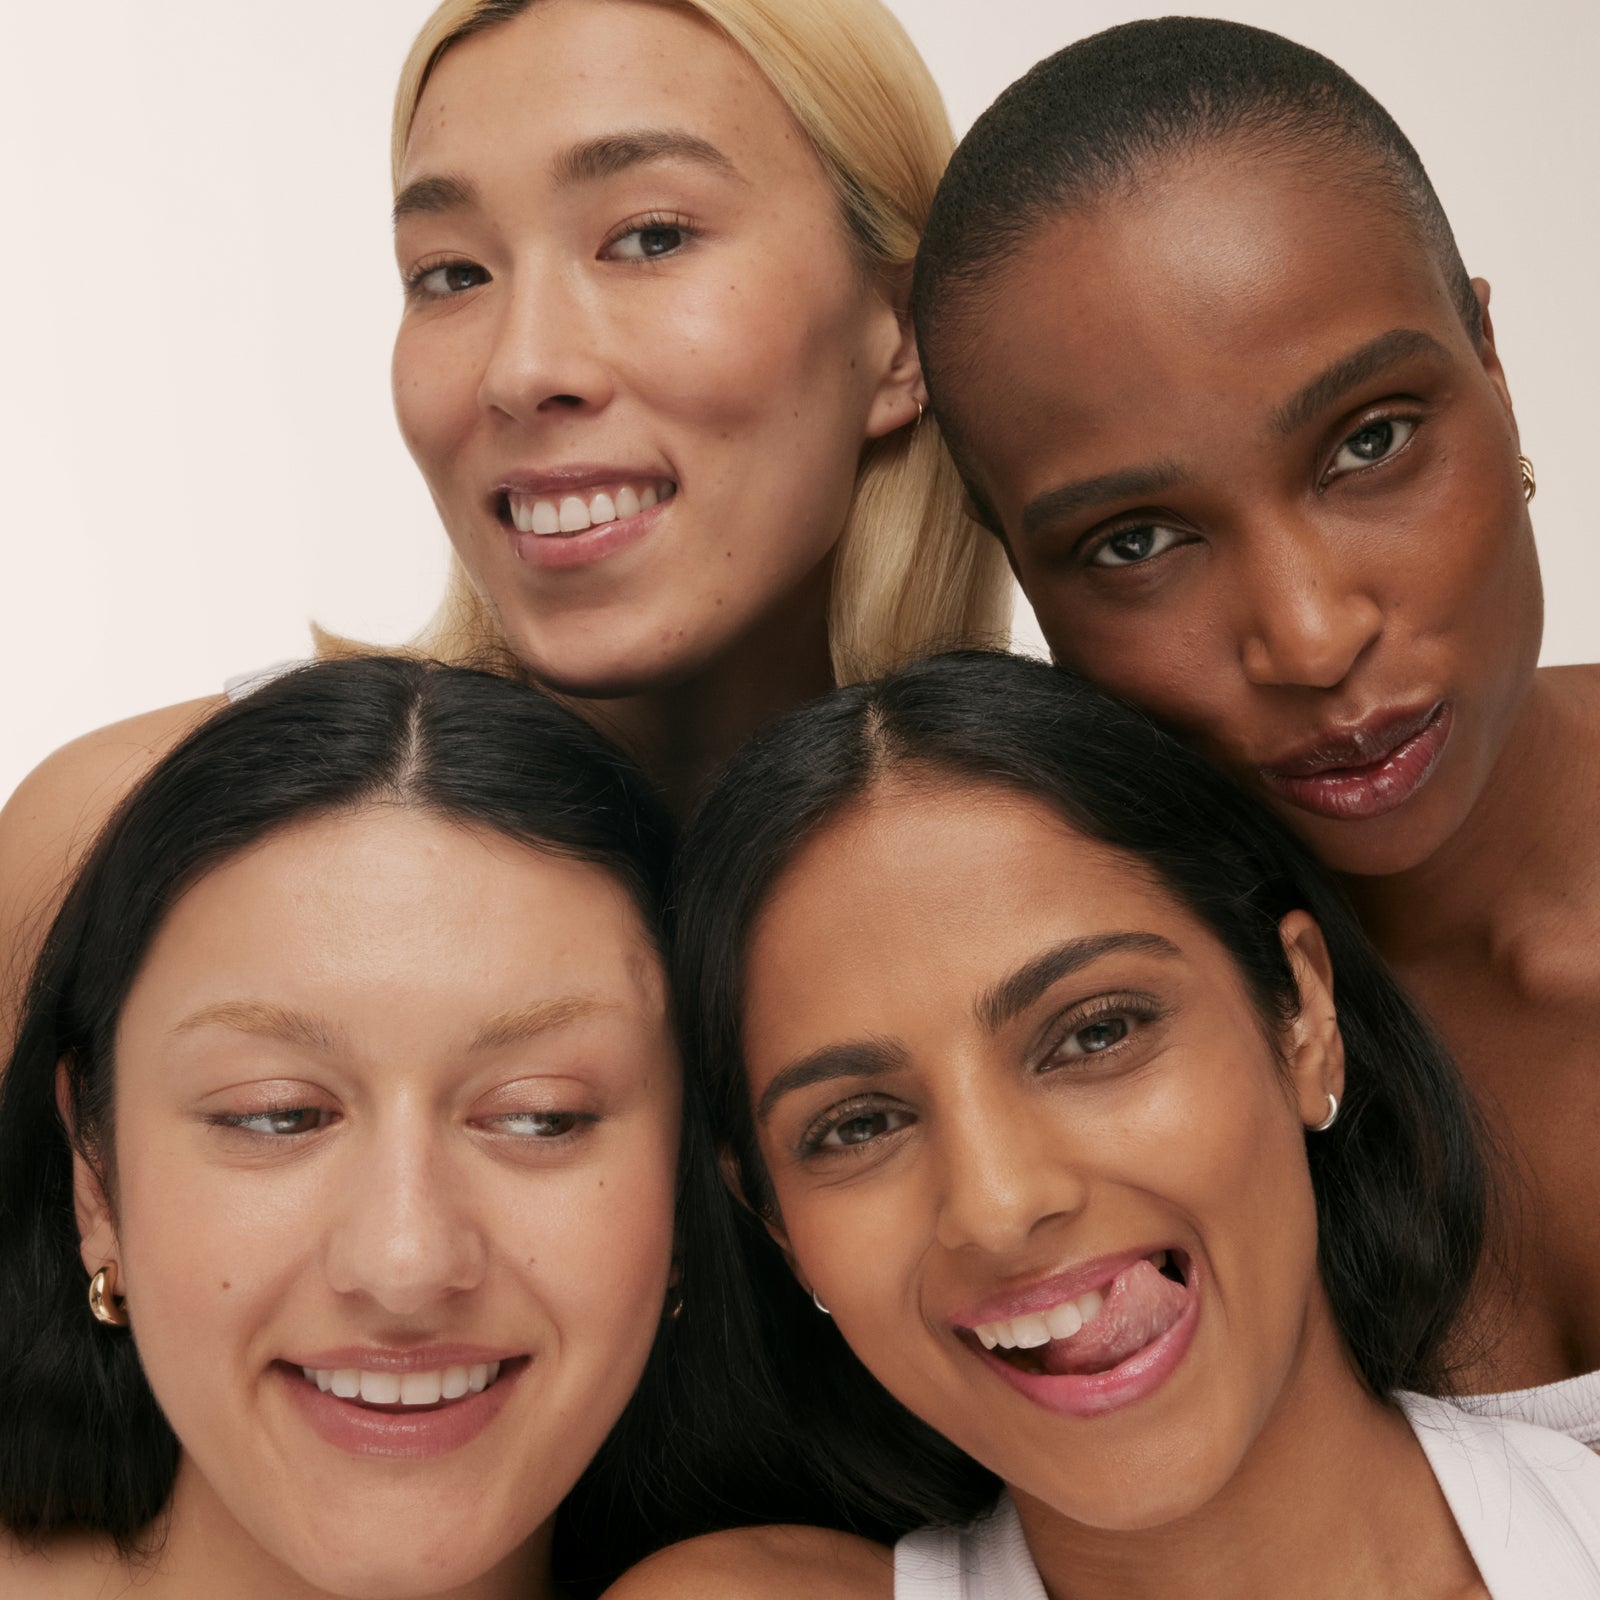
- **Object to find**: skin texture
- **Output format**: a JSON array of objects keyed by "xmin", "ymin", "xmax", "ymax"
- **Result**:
[
  {"xmin": 23, "ymin": 806, "xmax": 678, "ymax": 1600},
  {"xmin": 937, "ymin": 144, "xmax": 1600, "ymax": 1390},
  {"xmin": 392, "ymin": 0, "xmax": 923, "ymax": 788},
  {"xmin": 734, "ymin": 779, "xmax": 1484, "ymax": 1600}
]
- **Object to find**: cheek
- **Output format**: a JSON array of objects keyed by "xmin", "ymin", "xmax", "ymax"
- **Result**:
[{"xmin": 392, "ymin": 321, "xmax": 479, "ymax": 478}]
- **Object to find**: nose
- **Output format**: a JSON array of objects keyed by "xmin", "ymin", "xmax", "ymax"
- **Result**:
[
  {"xmin": 1236, "ymin": 522, "xmax": 1383, "ymax": 690},
  {"xmin": 323, "ymin": 1118, "xmax": 488, "ymax": 1316},
  {"xmin": 933, "ymin": 1075, "xmax": 1088, "ymax": 1257},
  {"xmin": 476, "ymin": 264, "xmax": 615, "ymax": 426}
]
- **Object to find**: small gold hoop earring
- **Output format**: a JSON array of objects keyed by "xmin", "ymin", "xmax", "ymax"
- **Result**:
[
  {"xmin": 1518, "ymin": 454, "xmax": 1537, "ymax": 502},
  {"xmin": 1310, "ymin": 1092, "xmax": 1340, "ymax": 1134},
  {"xmin": 812, "ymin": 1288, "xmax": 831, "ymax": 1316},
  {"xmin": 88, "ymin": 1263, "xmax": 130, "ymax": 1327},
  {"xmin": 912, "ymin": 399, "xmax": 924, "ymax": 432}
]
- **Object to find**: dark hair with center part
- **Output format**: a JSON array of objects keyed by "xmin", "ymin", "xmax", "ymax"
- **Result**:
[
  {"xmin": 911, "ymin": 17, "xmax": 1480, "ymax": 516},
  {"xmin": 673, "ymin": 650, "xmax": 1488, "ymax": 1531},
  {"xmin": 0, "ymin": 656, "xmax": 887, "ymax": 1593}
]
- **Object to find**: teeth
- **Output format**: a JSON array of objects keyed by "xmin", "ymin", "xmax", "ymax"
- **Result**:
[
  {"xmin": 971, "ymin": 1284, "xmax": 1110, "ymax": 1352},
  {"xmin": 305, "ymin": 1361, "xmax": 507, "ymax": 1407},
  {"xmin": 508, "ymin": 481, "xmax": 673, "ymax": 537}
]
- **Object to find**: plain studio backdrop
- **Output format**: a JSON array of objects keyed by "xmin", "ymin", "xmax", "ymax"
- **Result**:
[{"xmin": 3, "ymin": 1, "xmax": 1595, "ymax": 803}]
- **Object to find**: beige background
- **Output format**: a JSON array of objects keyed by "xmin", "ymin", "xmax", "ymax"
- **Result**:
[{"xmin": 2, "ymin": 1, "xmax": 1594, "ymax": 803}]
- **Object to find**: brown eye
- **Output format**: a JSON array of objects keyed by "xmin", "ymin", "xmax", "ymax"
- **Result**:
[
  {"xmin": 1088, "ymin": 523, "xmax": 1183, "ymax": 568},
  {"xmin": 1072, "ymin": 1018, "xmax": 1128, "ymax": 1053},
  {"xmin": 817, "ymin": 1107, "xmax": 912, "ymax": 1150},
  {"xmin": 1330, "ymin": 417, "xmax": 1415, "ymax": 475}
]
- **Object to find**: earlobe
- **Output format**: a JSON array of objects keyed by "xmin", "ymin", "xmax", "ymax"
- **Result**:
[
  {"xmin": 1277, "ymin": 911, "xmax": 1346, "ymax": 1127},
  {"xmin": 862, "ymin": 290, "xmax": 928, "ymax": 442}
]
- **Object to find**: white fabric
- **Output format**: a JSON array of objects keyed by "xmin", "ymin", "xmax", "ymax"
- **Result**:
[
  {"xmin": 1453, "ymin": 1368, "xmax": 1600, "ymax": 1449},
  {"xmin": 894, "ymin": 1395, "xmax": 1600, "ymax": 1598}
]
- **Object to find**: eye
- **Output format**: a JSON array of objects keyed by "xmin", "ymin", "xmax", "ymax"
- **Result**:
[
  {"xmin": 1087, "ymin": 523, "xmax": 1186, "ymax": 568},
  {"xmin": 215, "ymin": 1106, "xmax": 334, "ymax": 1137},
  {"xmin": 1060, "ymin": 1017, "xmax": 1129, "ymax": 1055},
  {"xmin": 406, "ymin": 260, "xmax": 489, "ymax": 299},
  {"xmin": 1328, "ymin": 417, "xmax": 1416, "ymax": 476},
  {"xmin": 601, "ymin": 215, "xmax": 696, "ymax": 263},
  {"xmin": 484, "ymin": 1111, "xmax": 587, "ymax": 1139},
  {"xmin": 801, "ymin": 1100, "xmax": 915, "ymax": 1155}
]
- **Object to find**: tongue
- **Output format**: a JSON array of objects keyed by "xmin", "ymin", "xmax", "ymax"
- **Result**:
[{"xmin": 1038, "ymin": 1259, "xmax": 1188, "ymax": 1377}]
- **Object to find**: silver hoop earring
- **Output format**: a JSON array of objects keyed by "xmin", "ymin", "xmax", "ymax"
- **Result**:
[
  {"xmin": 1311, "ymin": 1092, "xmax": 1340, "ymax": 1133},
  {"xmin": 812, "ymin": 1288, "xmax": 831, "ymax": 1316}
]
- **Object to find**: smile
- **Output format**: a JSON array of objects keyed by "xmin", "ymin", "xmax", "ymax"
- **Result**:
[
  {"xmin": 504, "ymin": 479, "xmax": 677, "ymax": 537},
  {"xmin": 298, "ymin": 1361, "xmax": 503, "ymax": 1409}
]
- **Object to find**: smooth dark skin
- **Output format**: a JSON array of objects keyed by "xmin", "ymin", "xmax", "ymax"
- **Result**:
[{"xmin": 940, "ymin": 139, "xmax": 1600, "ymax": 1395}]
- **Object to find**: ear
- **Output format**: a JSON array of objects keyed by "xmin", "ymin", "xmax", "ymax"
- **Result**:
[
  {"xmin": 861, "ymin": 265, "xmax": 927, "ymax": 443},
  {"xmin": 717, "ymin": 1145, "xmax": 811, "ymax": 1291},
  {"xmin": 1276, "ymin": 912, "xmax": 1345, "ymax": 1128},
  {"xmin": 58, "ymin": 1061, "xmax": 118, "ymax": 1280},
  {"xmin": 1469, "ymin": 277, "xmax": 1517, "ymax": 428}
]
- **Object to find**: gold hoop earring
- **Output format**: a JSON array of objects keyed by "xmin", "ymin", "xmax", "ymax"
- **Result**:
[
  {"xmin": 1518, "ymin": 454, "xmax": 1537, "ymax": 502},
  {"xmin": 912, "ymin": 399, "xmax": 924, "ymax": 432},
  {"xmin": 88, "ymin": 1262, "xmax": 130, "ymax": 1327}
]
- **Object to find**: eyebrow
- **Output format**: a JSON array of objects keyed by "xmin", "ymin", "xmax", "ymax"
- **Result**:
[
  {"xmin": 552, "ymin": 128, "xmax": 739, "ymax": 188},
  {"xmin": 171, "ymin": 1000, "xmax": 342, "ymax": 1053},
  {"xmin": 974, "ymin": 931, "xmax": 1182, "ymax": 1033},
  {"xmin": 468, "ymin": 996, "xmax": 615, "ymax": 1051},
  {"xmin": 754, "ymin": 1037, "xmax": 910, "ymax": 1126},
  {"xmin": 1020, "ymin": 460, "xmax": 1186, "ymax": 539},
  {"xmin": 392, "ymin": 172, "xmax": 478, "ymax": 225},
  {"xmin": 1270, "ymin": 327, "xmax": 1453, "ymax": 437}
]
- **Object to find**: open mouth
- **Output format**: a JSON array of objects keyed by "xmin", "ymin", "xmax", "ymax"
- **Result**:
[
  {"xmin": 501, "ymin": 479, "xmax": 677, "ymax": 538},
  {"xmin": 965, "ymin": 1249, "xmax": 1191, "ymax": 1378},
  {"xmin": 289, "ymin": 1357, "xmax": 522, "ymax": 1413}
]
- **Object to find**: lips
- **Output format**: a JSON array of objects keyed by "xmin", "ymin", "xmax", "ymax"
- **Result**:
[
  {"xmin": 491, "ymin": 464, "xmax": 677, "ymax": 572},
  {"xmin": 1257, "ymin": 702, "xmax": 1452, "ymax": 823}
]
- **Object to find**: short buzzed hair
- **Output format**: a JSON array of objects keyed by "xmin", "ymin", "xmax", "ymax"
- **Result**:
[{"xmin": 914, "ymin": 16, "xmax": 1480, "ymax": 458}]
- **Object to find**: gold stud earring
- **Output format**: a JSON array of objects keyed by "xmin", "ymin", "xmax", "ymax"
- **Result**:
[
  {"xmin": 88, "ymin": 1262, "xmax": 130, "ymax": 1327},
  {"xmin": 1518, "ymin": 453, "xmax": 1537, "ymax": 502}
]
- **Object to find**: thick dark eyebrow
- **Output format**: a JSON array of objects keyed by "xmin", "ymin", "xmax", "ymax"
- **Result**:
[
  {"xmin": 392, "ymin": 172, "xmax": 479, "ymax": 225},
  {"xmin": 553, "ymin": 129, "xmax": 740, "ymax": 188},
  {"xmin": 1271, "ymin": 328, "xmax": 1453, "ymax": 437},
  {"xmin": 1020, "ymin": 461, "xmax": 1186, "ymax": 539},
  {"xmin": 755, "ymin": 1037, "xmax": 909, "ymax": 1126},
  {"xmin": 975, "ymin": 932, "xmax": 1182, "ymax": 1033}
]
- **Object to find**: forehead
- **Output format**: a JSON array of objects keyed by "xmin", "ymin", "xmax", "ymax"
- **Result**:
[
  {"xmin": 950, "ymin": 151, "xmax": 1465, "ymax": 514},
  {"xmin": 401, "ymin": 0, "xmax": 825, "ymax": 199}
]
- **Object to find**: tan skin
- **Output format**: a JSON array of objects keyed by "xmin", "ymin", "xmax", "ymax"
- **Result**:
[
  {"xmin": 628, "ymin": 780, "xmax": 1482, "ymax": 1600},
  {"xmin": 937, "ymin": 142, "xmax": 1600, "ymax": 1394},
  {"xmin": 0, "ymin": 0, "xmax": 924, "ymax": 1041}
]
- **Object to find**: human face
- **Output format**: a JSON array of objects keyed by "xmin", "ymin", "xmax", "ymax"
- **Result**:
[
  {"xmin": 743, "ymin": 781, "xmax": 1343, "ymax": 1530},
  {"xmin": 392, "ymin": 0, "xmax": 920, "ymax": 698},
  {"xmin": 943, "ymin": 148, "xmax": 1540, "ymax": 877},
  {"xmin": 78, "ymin": 807, "xmax": 678, "ymax": 1597}
]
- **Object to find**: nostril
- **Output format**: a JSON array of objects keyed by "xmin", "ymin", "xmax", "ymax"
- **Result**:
[{"xmin": 543, "ymin": 393, "xmax": 584, "ymax": 409}]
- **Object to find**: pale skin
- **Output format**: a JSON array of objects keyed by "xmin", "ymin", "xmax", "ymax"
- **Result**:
[
  {"xmin": 614, "ymin": 781, "xmax": 1487, "ymax": 1600},
  {"xmin": 0, "ymin": 0, "xmax": 925, "ymax": 1041},
  {"xmin": 937, "ymin": 143, "xmax": 1600, "ymax": 1394},
  {"xmin": 4, "ymin": 805, "xmax": 679, "ymax": 1600}
]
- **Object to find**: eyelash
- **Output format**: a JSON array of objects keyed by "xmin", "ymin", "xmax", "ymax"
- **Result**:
[
  {"xmin": 599, "ymin": 211, "xmax": 700, "ymax": 262},
  {"xmin": 401, "ymin": 256, "xmax": 488, "ymax": 302},
  {"xmin": 208, "ymin": 1104, "xmax": 333, "ymax": 1139}
]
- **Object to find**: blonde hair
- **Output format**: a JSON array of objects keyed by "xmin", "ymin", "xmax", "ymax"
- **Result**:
[{"xmin": 376, "ymin": 0, "xmax": 1012, "ymax": 684}]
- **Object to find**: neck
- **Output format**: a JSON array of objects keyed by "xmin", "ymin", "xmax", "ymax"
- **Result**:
[
  {"xmin": 1014, "ymin": 1310, "xmax": 1477, "ymax": 1600},
  {"xmin": 1343, "ymin": 670, "xmax": 1600, "ymax": 960},
  {"xmin": 579, "ymin": 563, "xmax": 835, "ymax": 815},
  {"xmin": 113, "ymin": 1456, "xmax": 555, "ymax": 1600}
]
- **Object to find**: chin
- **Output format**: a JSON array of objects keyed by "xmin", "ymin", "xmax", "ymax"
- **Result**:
[
  {"xmin": 502, "ymin": 613, "xmax": 754, "ymax": 702},
  {"xmin": 276, "ymin": 1538, "xmax": 516, "ymax": 1600}
]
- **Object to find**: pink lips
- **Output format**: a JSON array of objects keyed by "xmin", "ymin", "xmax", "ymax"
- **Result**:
[{"xmin": 1257, "ymin": 702, "xmax": 1452, "ymax": 823}]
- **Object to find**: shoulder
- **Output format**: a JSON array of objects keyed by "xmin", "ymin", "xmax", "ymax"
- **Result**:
[
  {"xmin": 0, "ymin": 698, "xmax": 222, "ymax": 1026},
  {"xmin": 601, "ymin": 1525, "xmax": 894, "ymax": 1600}
]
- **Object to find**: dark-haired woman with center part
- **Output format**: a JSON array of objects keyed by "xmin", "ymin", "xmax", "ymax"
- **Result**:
[
  {"xmin": 910, "ymin": 19, "xmax": 1600, "ymax": 1445},
  {"xmin": 613, "ymin": 652, "xmax": 1600, "ymax": 1600}
]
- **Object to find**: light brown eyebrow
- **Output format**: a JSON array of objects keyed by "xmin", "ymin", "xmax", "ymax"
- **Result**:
[
  {"xmin": 552, "ymin": 128, "xmax": 740, "ymax": 188},
  {"xmin": 392, "ymin": 172, "xmax": 480, "ymax": 225},
  {"xmin": 1020, "ymin": 460, "xmax": 1187, "ymax": 539},
  {"xmin": 1271, "ymin": 327, "xmax": 1453, "ymax": 437},
  {"xmin": 469, "ymin": 996, "xmax": 616, "ymax": 1052},
  {"xmin": 974, "ymin": 932, "xmax": 1182, "ymax": 1033},
  {"xmin": 171, "ymin": 1000, "xmax": 342, "ymax": 1054}
]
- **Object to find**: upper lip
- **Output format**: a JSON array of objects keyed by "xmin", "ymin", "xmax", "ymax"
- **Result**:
[
  {"xmin": 1258, "ymin": 700, "xmax": 1444, "ymax": 779},
  {"xmin": 493, "ymin": 463, "xmax": 672, "ymax": 499},
  {"xmin": 948, "ymin": 1245, "xmax": 1178, "ymax": 1330},
  {"xmin": 283, "ymin": 1344, "xmax": 524, "ymax": 1371}
]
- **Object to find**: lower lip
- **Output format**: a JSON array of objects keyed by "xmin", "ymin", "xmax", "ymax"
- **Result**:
[
  {"xmin": 509, "ymin": 499, "xmax": 669, "ymax": 571},
  {"xmin": 970, "ymin": 1284, "xmax": 1200, "ymax": 1421},
  {"xmin": 1259, "ymin": 704, "xmax": 1452, "ymax": 823},
  {"xmin": 276, "ymin": 1361, "xmax": 522, "ymax": 1460}
]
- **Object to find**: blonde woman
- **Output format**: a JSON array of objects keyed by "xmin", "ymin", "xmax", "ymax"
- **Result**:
[{"xmin": 0, "ymin": 0, "xmax": 1008, "ymax": 1027}]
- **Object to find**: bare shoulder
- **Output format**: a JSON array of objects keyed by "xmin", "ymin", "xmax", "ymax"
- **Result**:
[
  {"xmin": 0, "ymin": 697, "xmax": 222, "ymax": 1030},
  {"xmin": 602, "ymin": 1525, "xmax": 894, "ymax": 1600}
]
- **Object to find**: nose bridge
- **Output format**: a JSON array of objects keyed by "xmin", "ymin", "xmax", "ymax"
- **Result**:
[
  {"xmin": 478, "ymin": 254, "xmax": 613, "ymax": 422},
  {"xmin": 1235, "ymin": 512, "xmax": 1383, "ymax": 690},
  {"xmin": 932, "ymin": 1061, "xmax": 1087, "ymax": 1256},
  {"xmin": 324, "ymin": 1102, "xmax": 487, "ymax": 1316}
]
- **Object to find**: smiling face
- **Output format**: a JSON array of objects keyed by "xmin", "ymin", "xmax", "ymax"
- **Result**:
[
  {"xmin": 742, "ymin": 779, "xmax": 1346, "ymax": 1530},
  {"xmin": 77, "ymin": 805, "xmax": 678, "ymax": 1596},
  {"xmin": 941, "ymin": 145, "xmax": 1541, "ymax": 877},
  {"xmin": 391, "ymin": 0, "xmax": 920, "ymax": 698}
]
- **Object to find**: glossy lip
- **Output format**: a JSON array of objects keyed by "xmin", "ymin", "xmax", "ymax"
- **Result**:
[
  {"xmin": 275, "ymin": 1355, "xmax": 527, "ymax": 1461},
  {"xmin": 1258, "ymin": 702, "xmax": 1452, "ymax": 823},
  {"xmin": 950, "ymin": 1245, "xmax": 1165, "ymax": 1330},
  {"xmin": 494, "ymin": 463, "xmax": 674, "ymax": 499},
  {"xmin": 959, "ymin": 1255, "xmax": 1202, "ymax": 1422},
  {"xmin": 285, "ymin": 1342, "xmax": 524, "ymax": 1372},
  {"xmin": 493, "ymin": 463, "xmax": 677, "ymax": 573}
]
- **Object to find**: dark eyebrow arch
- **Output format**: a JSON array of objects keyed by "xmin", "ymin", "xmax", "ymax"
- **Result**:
[
  {"xmin": 1020, "ymin": 461, "xmax": 1186, "ymax": 539},
  {"xmin": 755, "ymin": 1037, "xmax": 909, "ymax": 1126},
  {"xmin": 553, "ymin": 128, "xmax": 740, "ymax": 188},
  {"xmin": 976, "ymin": 932, "xmax": 1182, "ymax": 1033},
  {"xmin": 1271, "ymin": 327, "xmax": 1453, "ymax": 437},
  {"xmin": 393, "ymin": 172, "xmax": 479, "ymax": 225}
]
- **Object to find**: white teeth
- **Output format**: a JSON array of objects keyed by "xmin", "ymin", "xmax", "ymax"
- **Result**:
[
  {"xmin": 442, "ymin": 1365, "xmax": 470, "ymax": 1400},
  {"xmin": 359, "ymin": 1371, "xmax": 402, "ymax": 1405},
  {"xmin": 588, "ymin": 491, "xmax": 616, "ymax": 525},
  {"xmin": 316, "ymin": 1370, "xmax": 333, "ymax": 1392},
  {"xmin": 614, "ymin": 485, "xmax": 640, "ymax": 519},
  {"xmin": 508, "ymin": 481, "xmax": 672, "ymax": 537},
  {"xmin": 1009, "ymin": 1313, "xmax": 1052, "ymax": 1350},
  {"xmin": 558, "ymin": 495, "xmax": 591, "ymax": 533},
  {"xmin": 467, "ymin": 1364, "xmax": 489, "ymax": 1393},
  {"xmin": 399, "ymin": 1371, "xmax": 443, "ymax": 1406},
  {"xmin": 330, "ymin": 1369, "xmax": 360, "ymax": 1399},
  {"xmin": 1043, "ymin": 1302, "xmax": 1084, "ymax": 1341},
  {"xmin": 530, "ymin": 499, "xmax": 560, "ymax": 535},
  {"xmin": 307, "ymin": 1362, "xmax": 508, "ymax": 1407},
  {"xmin": 971, "ymin": 1284, "xmax": 1110, "ymax": 1352},
  {"xmin": 638, "ymin": 484, "xmax": 658, "ymax": 510}
]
